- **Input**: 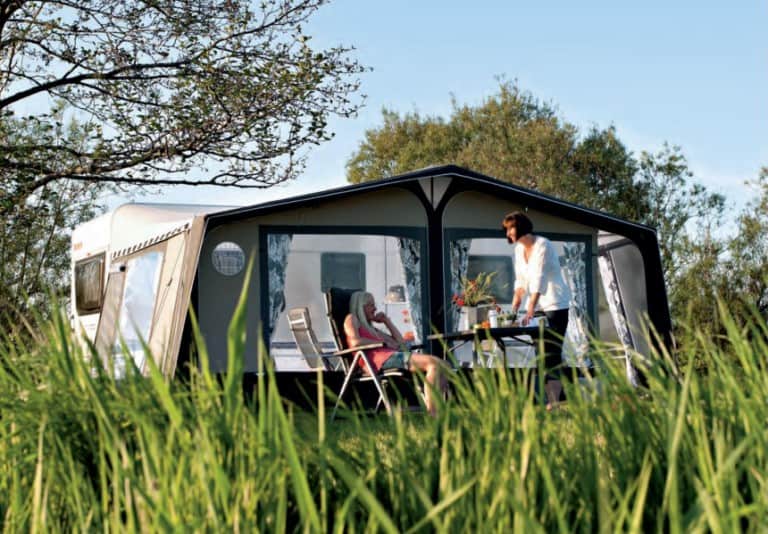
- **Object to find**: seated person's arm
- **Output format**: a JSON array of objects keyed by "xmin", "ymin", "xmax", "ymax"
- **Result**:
[
  {"xmin": 372, "ymin": 312, "xmax": 406, "ymax": 349},
  {"xmin": 343, "ymin": 314, "xmax": 382, "ymax": 348}
]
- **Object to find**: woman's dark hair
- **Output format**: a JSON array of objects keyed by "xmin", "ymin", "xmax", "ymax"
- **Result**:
[{"xmin": 502, "ymin": 211, "xmax": 533, "ymax": 242}]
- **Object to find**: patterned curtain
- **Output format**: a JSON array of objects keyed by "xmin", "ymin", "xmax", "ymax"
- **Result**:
[
  {"xmin": 267, "ymin": 234, "xmax": 293, "ymax": 336},
  {"xmin": 397, "ymin": 238, "xmax": 423, "ymax": 342},
  {"xmin": 597, "ymin": 252, "xmax": 639, "ymax": 386},
  {"xmin": 560, "ymin": 242, "xmax": 591, "ymax": 367},
  {"xmin": 449, "ymin": 239, "xmax": 471, "ymax": 331}
]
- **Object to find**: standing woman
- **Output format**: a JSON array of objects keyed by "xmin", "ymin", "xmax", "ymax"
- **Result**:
[{"xmin": 502, "ymin": 211, "xmax": 571, "ymax": 409}]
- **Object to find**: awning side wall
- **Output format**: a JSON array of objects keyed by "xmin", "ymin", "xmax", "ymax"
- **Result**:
[
  {"xmin": 158, "ymin": 217, "xmax": 206, "ymax": 377},
  {"xmin": 93, "ymin": 217, "xmax": 205, "ymax": 378},
  {"xmin": 197, "ymin": 188, "xmax": 427, "ymax": 373}
]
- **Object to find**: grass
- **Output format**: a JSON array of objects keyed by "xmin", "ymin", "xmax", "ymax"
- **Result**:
[{"xmin": 0, "ymin": 301, "xmax": 767, "ymax": 531}]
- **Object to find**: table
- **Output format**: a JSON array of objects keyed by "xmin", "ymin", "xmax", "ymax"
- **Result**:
[{"xmin": 428, "ymin": 326, "xmax": 544, "ymax": 368}]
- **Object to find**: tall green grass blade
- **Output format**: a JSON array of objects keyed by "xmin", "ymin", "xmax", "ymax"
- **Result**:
[
  {"xmin": 628, "ymin": 451, "xmax": 654, "ymax": 533},
  {"xmin": 325, "ymin": 454, "xmax": 399, "ymax": 534},
  {"xmin": 265, "ymin": 351, "xmax": 321, "ymax": 532},
  {"xmin": 405, "ymin": 478, "xmax": 476, "ymax": 534}
]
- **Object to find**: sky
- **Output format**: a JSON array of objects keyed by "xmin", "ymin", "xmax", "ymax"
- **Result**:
[{"xmin": 136, "ymin": 0, "xmax": 767, "ymax": 220}]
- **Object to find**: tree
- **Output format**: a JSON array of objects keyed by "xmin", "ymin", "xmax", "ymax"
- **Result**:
[
  {"xmin": 346, "ymin": 109, "xmax": 459, "ymax": 183},
  {"xmin": 665, "ymin": 228, "xmax": 729, "ymax": 347},
  {"xmin": 633, "ymin": 145, "xmax": 725, "ymax": 306},
  {"xmin": 723, "ymin": 167, "xmax": 768, "ymax": 316},
  {"xmin": 569, "ymin": 126, "xmax": 641, "ymax": 220},
  {"xmin": 1, "ymin": 0, "xmax": 364, "ymax": 202},
  {"xmin": 669, "ymin": 168, "xmax": 768, "ymax": 350},
  {"xmin": 347, "ymin": 82, "xmax": 578, "ymax": 194},
  {"xmin": 347, "ymin": 81, "xmax": 650, "ymax": 217},
  {"xmin": 0, "ymin": 110, "xmax": 112, "ymax": 326}
]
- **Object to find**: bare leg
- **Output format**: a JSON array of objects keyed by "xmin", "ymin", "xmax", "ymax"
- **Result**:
[{"xmin": 409, "ymin": 354, "xmax": 448, "ymax": 416}]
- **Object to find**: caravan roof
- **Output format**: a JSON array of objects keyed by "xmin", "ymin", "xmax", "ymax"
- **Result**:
[{"xmin": 71, "ymin": 203, "xmax": 232, "ymax": 262}]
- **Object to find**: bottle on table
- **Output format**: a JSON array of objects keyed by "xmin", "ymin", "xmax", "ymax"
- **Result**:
[{"xmin": 488, "ymin": 309, "xmax": 498, "ymax": 328}]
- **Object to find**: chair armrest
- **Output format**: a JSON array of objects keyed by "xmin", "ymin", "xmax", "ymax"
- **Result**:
[{"xmin": 333, "ymin": 342, "xmax": 384, "ymax": 356}]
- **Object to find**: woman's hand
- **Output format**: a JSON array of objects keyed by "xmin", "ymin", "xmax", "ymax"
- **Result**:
[
  {"xmin": 371, "ymin": 311, "xmax": 405, "ymax": 348},
  {"xmin": 521, "ymin": 292, "xmax": 540, "ymax": 326},
  {"xmin": 372, "ymin": 311, "xmax": 388, "ymax": 323},
  {"xmin": 520, "ymin": 310, "xmax": 535, "ymax": 326}
]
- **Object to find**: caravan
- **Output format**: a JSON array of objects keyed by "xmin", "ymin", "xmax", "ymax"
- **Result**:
[
  {"xmin": 70, "ymin": 203, "xmax": 225, "ymax": 375},
  {"xmin": 71, "ymin": 166, "xmax": 671, "ymax": 383}
]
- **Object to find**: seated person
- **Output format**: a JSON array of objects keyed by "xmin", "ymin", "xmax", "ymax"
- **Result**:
[{"xmin": 344, "ymin": 291, "xmax": 449, "ymax": 416}]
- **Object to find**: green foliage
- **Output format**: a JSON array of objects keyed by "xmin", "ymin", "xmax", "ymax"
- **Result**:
[
  {"xmin": 724, "ymin": 168, "xmax": 768, "ymax": 315},
  {"xmin": 635, "ymin": 145, "xmax": 725, "ymax": 290},
  {"xmin": 569, "ymin": 126, "xmax": 641, "ymax": 220},
  {"xmin": 347, "ymin": 81, "xmax": 646, "ymax": 215},
  {"xmin": 1, "ymin": 304, "xmax": 767, "ymax": 531},
  {"xmin": 667, "ymin": 234, "xmax": 730, "ymax": 353},
  {"xmin": 347, "ymin": 82, "xmax": 579, "ymax": 195},
  {"xmin": 670, "ymin": 167, "xmax": 768, "ymax": 350},
  {"xmin": 0, "ymin": 110, "xmax": 113, "ymax": 328}
]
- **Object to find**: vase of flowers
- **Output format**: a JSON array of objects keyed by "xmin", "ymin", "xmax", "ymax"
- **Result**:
[{"xmin": 452, "ymin": 272, "xmax": 498, "ymax": 330}]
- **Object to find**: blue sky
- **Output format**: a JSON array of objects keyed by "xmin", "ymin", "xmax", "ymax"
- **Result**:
[{"xmin": 145, "ymin": 0, "xmax": 767, "ymax": 220}]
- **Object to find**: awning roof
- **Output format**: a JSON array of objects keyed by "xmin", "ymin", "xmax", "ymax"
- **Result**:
[{"xmin": 206, "ymin": 165, "xmax": 658, "ymax": 238}]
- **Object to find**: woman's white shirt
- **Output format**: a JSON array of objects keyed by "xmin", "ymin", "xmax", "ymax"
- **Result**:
[{"xmin": 514, "ymin": 235, "xmax": 571, "ymax": 312}]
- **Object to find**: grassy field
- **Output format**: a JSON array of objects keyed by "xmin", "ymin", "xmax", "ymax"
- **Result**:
[{"xmin": 1, "ymin": 304, "xmax": 767, "ymax": 532}]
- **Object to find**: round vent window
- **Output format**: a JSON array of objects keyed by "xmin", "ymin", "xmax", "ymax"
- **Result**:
[{"xmin": 212, "ymin": 241, "xmax": 245, "ymax": 276}]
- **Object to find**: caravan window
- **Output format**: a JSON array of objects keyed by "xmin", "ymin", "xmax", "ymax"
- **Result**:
[
  {"xmin": 321, "ymin": 252, "xmax": 365, "ymax": 292},
  {"xmin": 211, "ymin": 241, "xmax": 245, "ymax": 276},
  {"xmin": 75, "ymin": 254, "xmax": 105, "ymax": 314}
]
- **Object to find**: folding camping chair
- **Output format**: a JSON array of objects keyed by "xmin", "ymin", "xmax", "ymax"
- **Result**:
[
  {"xmin": 323, "ymin": 287, "xmax": 411, "ymax": 419},
  {"xmin": 287, "ymin": 301, "xmax": 403, "ymax": 418},
  {"xmin": 286, "ymin": 307, "xmax": 343, "ymax": 372}
]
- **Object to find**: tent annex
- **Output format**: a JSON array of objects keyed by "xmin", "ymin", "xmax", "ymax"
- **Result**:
[{"xmin": 72, "ymin": 165, "xmax": 671, "ymax": 382}]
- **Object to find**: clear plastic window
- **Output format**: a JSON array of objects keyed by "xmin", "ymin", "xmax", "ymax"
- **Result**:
[
  {"xmin": 268, "ymin": 233, "xmax": 424, "ymax": 363},
  {"xmin": 321, "ymin": 252, "xmax": 366, "ymax": 292},
  {"xmin": 449, "ymin": 235, "xmax": 592, "ymax": 365},
  {"xmin": 467, "ymin": 254, "xmax": 514, "ymax": 303},
  {"xmin": 211, "ymin": 241, "xmax": 245, "ymax": 276},
  {"xmin": 112, "ymin": 251, "xmax": 164, "ymax": 375}
]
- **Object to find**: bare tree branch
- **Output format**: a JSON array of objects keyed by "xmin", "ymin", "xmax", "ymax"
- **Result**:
[{"xmin": 1, "ymin": 0, "xmax": 365, "ymax": 193}]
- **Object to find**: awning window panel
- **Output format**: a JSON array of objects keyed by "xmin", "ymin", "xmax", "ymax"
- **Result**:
[{"xmin": 112, "ymin": 251, "xmax": 165, "ymax": 376}]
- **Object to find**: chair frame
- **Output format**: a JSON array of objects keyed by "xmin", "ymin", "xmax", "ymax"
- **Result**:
[{"xmin": 286, "ymin": 305, "xmax": 404, "ymax": 419}]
